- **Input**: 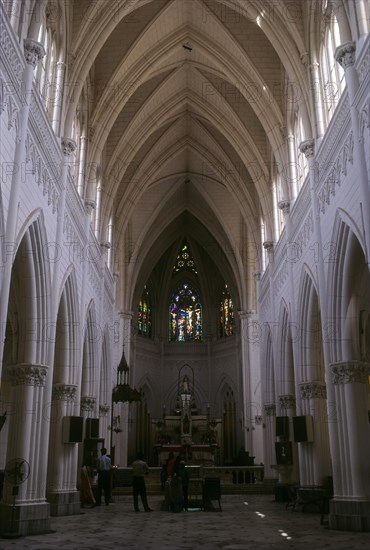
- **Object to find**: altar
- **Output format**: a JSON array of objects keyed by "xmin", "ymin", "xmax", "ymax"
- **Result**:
[
  {"xmin": 152, "ymin": 368, "xmax": 222, "ymax": 466},
  {"xmin": 156, "ymin": 444, "xmax": 216, "ymax": 466}
]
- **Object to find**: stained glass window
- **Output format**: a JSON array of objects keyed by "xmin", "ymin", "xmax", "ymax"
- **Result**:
[
  {"xmin": 169, "ymin": 283, "xmax": 202, "ymax": 341},
  {"xmin": 138, "ymin": 286, "xmax": 152, "ymax": 337},
  {"xmin": 220, "ymin": 284, "xmax": 234, "ymax": 337},
  {"xmin": 173, "ymin": 242, "xmax": 197, "ymax": 274}
]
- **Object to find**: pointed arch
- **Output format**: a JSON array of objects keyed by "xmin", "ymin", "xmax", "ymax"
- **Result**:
[
  {"xmin": 297, "ymin": 266, "xmax": 324, "ymax": 384},
  {"xmin": 53, "ymin": 269, "xmax": 80, "ymax": 386},
  {"xmin": 276, "ymin": 299, "xmax": 295, "ymax": 399},
  {"xmin": 80, "ymin": 300, "xmax": 99, "ymax": 400},
  {"xmin": 327, "ymin": 213, "xmax": 370, "ymax": 362},
  {"xmin": 4, "ymin": 212, "xmax": 52, "ymax": 366}
]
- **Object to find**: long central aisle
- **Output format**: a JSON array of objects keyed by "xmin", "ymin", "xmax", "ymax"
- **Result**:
[{"xmin": 0, "ymin": 495, "xmax": 369, "ymax": 550}]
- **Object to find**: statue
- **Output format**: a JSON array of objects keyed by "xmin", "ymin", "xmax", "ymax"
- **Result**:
[{"xmin": 182, "ymin": 375, "xmax": 189, "ymax": 394}]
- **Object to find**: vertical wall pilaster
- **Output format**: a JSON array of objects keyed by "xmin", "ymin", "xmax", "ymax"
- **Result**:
[
  {"xmin": 329, "ymin": 361, "xmax": 370, "ymax": 530},
  {"xmin": 46, "ymin": 383, "xmax": 80, "ymax": 516},
  {"xmin": 335, "ymin": 42, "xmax": 370, "ymax": 264},
  {"xmin": 277, "ymin": 394, "xmax": 299, "ymax": 484},
  {"xmin": 0, "ymin": 39, "xmax": 45, "ymax": 380},
  {"xmin": 263, "ymin": 403, "xmax": 277, "ymax": 480},
  {"xmin": 298, "ymin": 381, "xmax": 331, "ymax": 486},
  {"xmin": 299, "ymin": 139, "xmax": 341, "ymax": 494},
  {"xmin": 0, "ymin": 363, "xmax": 51, "ymax": 535},
  {"xmin": 238, "ymin": 311, "xmax": 252, "ymax": 454},
  {"xmin": 51, "ymin": 61, "xmax": 66, "ymax": 135}
]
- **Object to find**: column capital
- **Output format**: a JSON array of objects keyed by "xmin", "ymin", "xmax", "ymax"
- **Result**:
[
  {"xmin": 252, "ymin": 271, "xmax": 262, "ymax": 281},
  {"xmin": 100, "ymin": 240, "xmax": 111, "ymax": 250},
  {"xmin": 119, "ymin": 310, "xmax": 133, "ymax": 321},
  {"xmin": 6, "ymin": 363, "xmax": 48, "ymax": 386},
  {"xmin": 335, "ymin": 41, "xmax": 356, "ymax": 70},
  {"xmin": 299, "ymin": 139, "xmax": 315, "ymax": 158},
  {"xmin": 80, "ymin": 395, "xmax": 97, "ymax": 412},
  {"xmin": 52, "ymin": 383, "xmax": 77, "ymax": 401},
  {"xmin": 238, "ymin": 310, "xmax": 255, "ymax": 321},
  {"xmin": 264, "ymin": 403, "xmax": 276, "ymax": 416},
  {"xmin": 99, "ymin": 404, "xmax": 110, "ymax": 417},
  {"xmin": 61, "ymin": 137, "xmax": 76, "ymax": 157},
  {"xmin": 263, "ymin": 240, "xmax": 274, "ymax": 252},
  {"xmin": 84, "ymin": 199, "xmax": 96, "ymax": 214},
  {"xmin": 331, "ymin": 361, "xmax": 369, "ymax": 385},
  {"xmin": 299, "ymin": 381, "xmax": 327, "ymax": 399},
  {"xmin": 300, "ymin": 51, "xmax": 309, "ymax": 67},
  {"xmin": 23, "ymin": 39, "xmax": 45, "ymax": 67},
  {"xmin": 278, "ymin": 200, "xmax": 291, "ymax": 216},
  {"xmin": 278, "ymin": 394, "xmax": 296, "ymax": 410}
]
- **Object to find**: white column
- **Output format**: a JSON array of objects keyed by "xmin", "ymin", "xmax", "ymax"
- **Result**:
[
  {"xmin": 0, "ymin": 39, "xmax": 45, "ymax": 380},
  {"xmin": 309, "ymin": 61, "xmax": 326, "ymax": 140},
  {"xmin": 286, "ymin": 134, "xmax": 298, "ymax": 202},
  {"xmin": 329, "ymin": 361, "xmax": 370, "ymax": 530},
  {"xmin": 2, "ymin": 364, "xmax": 48, "ymax": 503},
  {"xmin": 46, "ymin": 384, "xmax": 80, "ymax": 515},
  {"xmin": 335, "ymin": 42, "xmax": 370, "ymax": 264},
  {"xmin": 299, "ymin": 139, "xmax": 342, "ymax": 493},
  {"xmin": 238, "ymin": 311, "xmax": 253, "ymax": 453},
  {"xmin": 276, "ymin": 394, "xmax": 299, "ymax": 485},
  {"xmin": 77, "ymin": 135, "xmax": 88, "ymax": 196},
  {"xmin": 43, "ymin": 138, "xmax": 77, "ymax": 515},
  {"xmin": 94, "ymin": 183, "xmax": 103, "ymax": 238},
  {"xmin": 263, "ymin": 403, "xmax": 277, "ymax": 480},
  {"xmin": 330, "ymin": 361, "xmax": 369, "ymax": 498},
  {"xmin": 298, "ymin": 382, "xmax": 331, "ymax": 486},
  {"xmin": 51, "ymin": 61, "xmax": 66, "ymax": 135}
]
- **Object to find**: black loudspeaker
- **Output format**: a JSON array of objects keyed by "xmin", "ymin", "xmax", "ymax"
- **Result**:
[
  {"xmin": 62, "ymin": 416, "xmax": 83, "ymax": 443},
  {"xmin": 275, "ymin": 416, "xmax": 289, "ymax": 438},
  {"xmin": 275, "ymin": 441, "xmax": 293, "ymax": 465},
  {"xmin": 86, "ymin": 418, "xmax": 99, "ymax": 439},
  {"xmin": 293, "ymin": 415, "xmax": 314, "ymax": 442}
]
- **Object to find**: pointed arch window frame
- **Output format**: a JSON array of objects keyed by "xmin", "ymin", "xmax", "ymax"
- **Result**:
[
  {"xmin": 169, "ymin": 282, "xmax": 202, "ymax": 342},
  {"xmin": 219, "ymin": 283, "xmax": 234, "ymax": 338}
]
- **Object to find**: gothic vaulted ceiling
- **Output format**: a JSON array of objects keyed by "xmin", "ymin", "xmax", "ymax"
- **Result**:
[{"xmin": 65, "ymin": 0, "xmax": 311, "ymax": 309}]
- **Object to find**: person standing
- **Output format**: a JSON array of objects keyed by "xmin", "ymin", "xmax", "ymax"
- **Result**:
[
  {"xmin": 80, "ymin": 462, "xmax": 96, "ymax": 508},
  {"xmin": 164, "ymin": 451, "xmax": 177, "ymax": 511},
  {"xmin": 131, "ymin": 452, "xmax": 153, "ymax": 512},
  {"xmin": 176, "ymin": 457, "xmax": 190, "ymax": 511},
  {"xmin": 96, "ymin": 448, "xmax": 111, "ymax": 506}
]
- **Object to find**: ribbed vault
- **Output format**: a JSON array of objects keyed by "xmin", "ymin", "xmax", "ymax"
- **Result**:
[{"xmin": 66, "ymin": 0, "xmax": 311, "ymax": 313}]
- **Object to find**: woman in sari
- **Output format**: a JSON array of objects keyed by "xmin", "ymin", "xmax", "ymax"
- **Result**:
[{"xmin": 80, "ymin": 463, "xmax": 96, "ymax": 507}]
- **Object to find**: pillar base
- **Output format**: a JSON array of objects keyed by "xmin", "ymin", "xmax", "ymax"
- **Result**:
[
  {"xmin": 47, "ymin": 490, "xmax": 81, "ymax": 516},
  {"xmin": 329, "ymin": 499, "xmax": 370, "ymax": 532},
  {"xmin": 0, "ymin": 501, "xmax": 51, "ymax": 536}
]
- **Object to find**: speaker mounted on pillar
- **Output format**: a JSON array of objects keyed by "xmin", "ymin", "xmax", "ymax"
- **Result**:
[
  {"xmin": 293, "ymin": 415, "xmax": 314, "ymax": 442},
  {"xmin": 62, "ymin": 416, "xmax": 83, "ymax": 443},
  {"xmin": 275, "ymin": 416, "xmax": 289, "ymax": 439},
  {"xmin": 85, "ymin": 417, "xmax": 100, "ymax": 439}
]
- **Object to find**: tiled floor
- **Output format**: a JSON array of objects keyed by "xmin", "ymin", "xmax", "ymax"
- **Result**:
[{"xmin": 0, "ymin": 494, "xmax": 369, "ymax": 550}]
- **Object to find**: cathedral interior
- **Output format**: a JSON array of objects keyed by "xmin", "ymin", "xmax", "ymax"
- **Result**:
[{"xmin": 0, "ymin": 0, "xmax": 369, "ymax": 536}]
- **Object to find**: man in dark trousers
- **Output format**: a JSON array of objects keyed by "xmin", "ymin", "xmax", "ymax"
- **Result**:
[
  {"xmin": 96, "ymin": 447, "xmax": 111, "ymax": 505},
  {"xmin": 131, "ymin": 452, "xmax": 153, "ymax": 512}
]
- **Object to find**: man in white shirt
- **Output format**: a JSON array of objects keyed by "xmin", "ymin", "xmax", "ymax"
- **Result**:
[{"xmin": 96, "ymin": 448, "xmax": 111, "ymax": 505}]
